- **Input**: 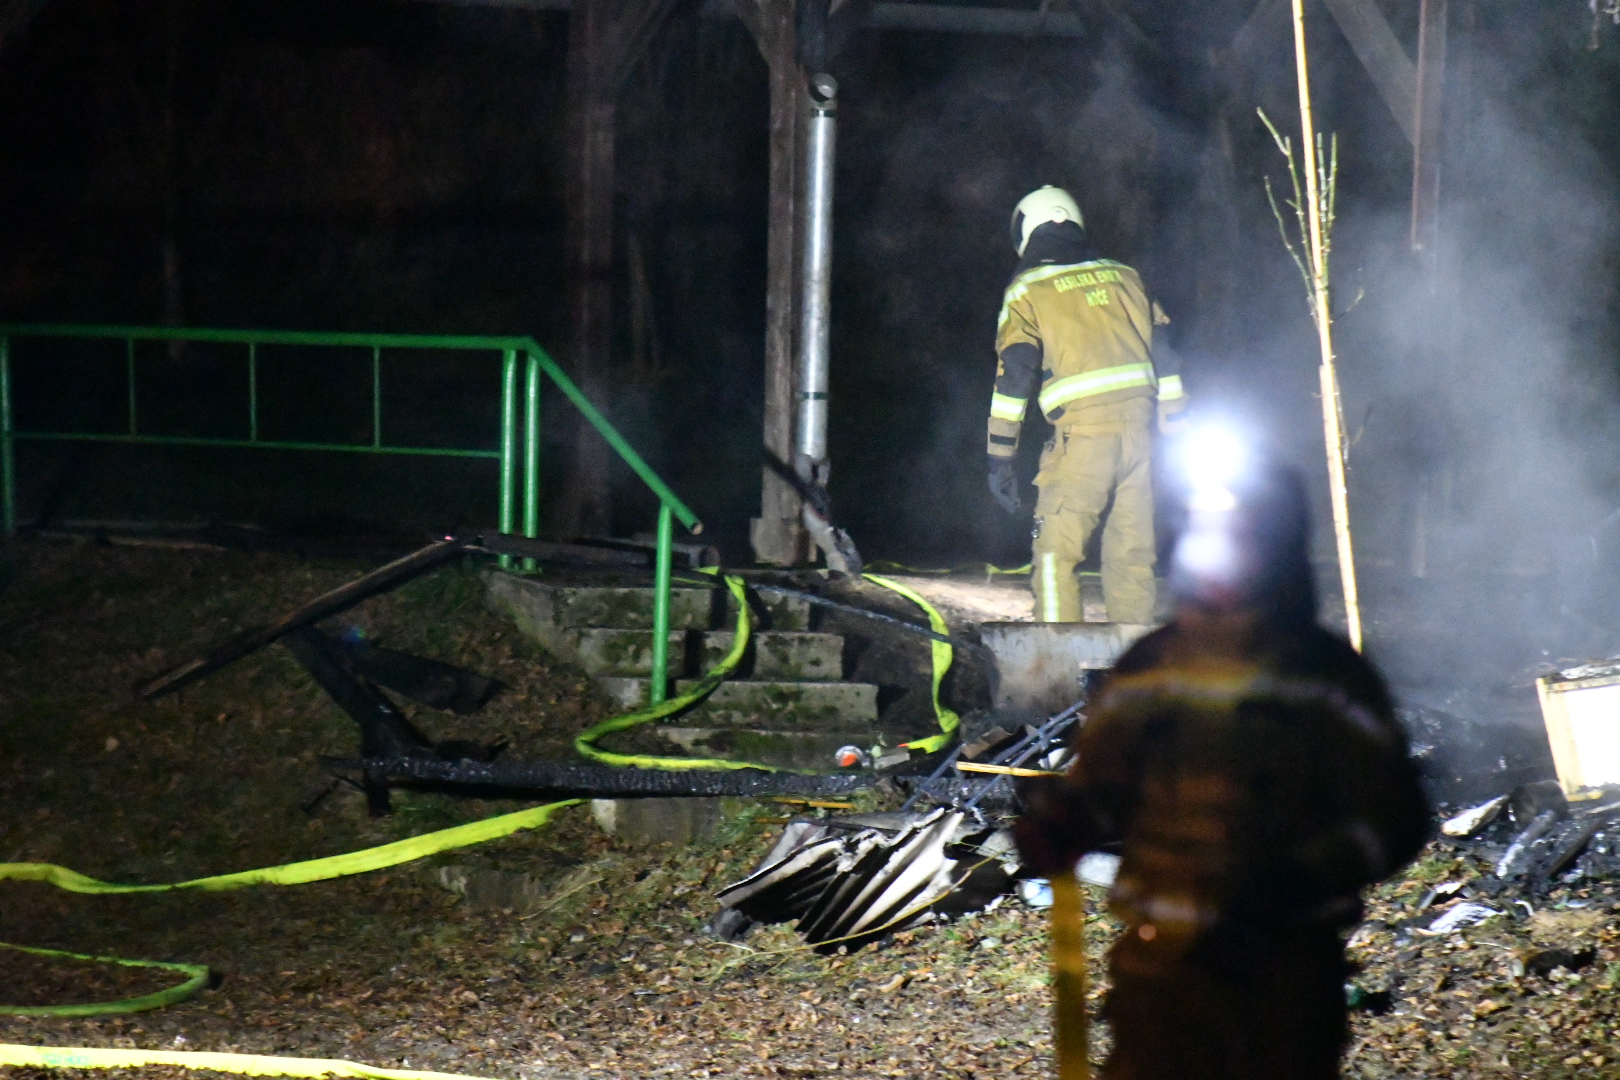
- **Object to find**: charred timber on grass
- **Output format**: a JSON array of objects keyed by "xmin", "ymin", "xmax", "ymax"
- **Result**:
[
  {"xmin": 283, "ymin": 626, "xmax": 508, "ymax": 815},
  {"xmin": 326, "ymin": 756, "xmax": 877, "ymax": 798},
  {"xmin": 338, "ymin": 633, "xmax": 502, "ymax": 715},
  {"xmin": 318, "ymin": 755, "xmax": 1020, "ymax": 805},
  {"xmin": 137, "ymin": 537, "xmax": 468, "ymax": 699},
  {"xmin": 284, "ymin": 626, "xmax": 435, "ymax": 816},
  {"xmin": 137, "ymin": 531, "xmax": 988, "ymax": 701}
]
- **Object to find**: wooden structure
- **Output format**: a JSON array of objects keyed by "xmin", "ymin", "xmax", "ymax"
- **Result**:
[
  {"xmin": 422, "ymin": 0, "xmax": 1450, "ymax": 564},
  {"xmin": 1317, "ymin": 0, "xmax": 1448, "ymax": 251},
  {"xmin": 552, "ymin": 0, "xmax": 1111, "ymax": 561}
]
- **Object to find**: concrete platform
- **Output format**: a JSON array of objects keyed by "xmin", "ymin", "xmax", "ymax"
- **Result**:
[{"xmin": 979, "ymin": 620, "xmax": 1159, "ymax": 719}]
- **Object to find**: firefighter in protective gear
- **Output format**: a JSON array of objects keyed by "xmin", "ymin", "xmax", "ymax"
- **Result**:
[
  {"xmin": 987, "ymin": 186, "xmax": 1186, "ymax": 624},
  {"xmin": 1015, "ymin": 454, "xmax": 1430, "ymax": 1080}
]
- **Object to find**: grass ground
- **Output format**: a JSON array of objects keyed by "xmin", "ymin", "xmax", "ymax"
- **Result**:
[{"xmin": 3, "ymin": 539, "xmax": 1620, "ymax": 1079}]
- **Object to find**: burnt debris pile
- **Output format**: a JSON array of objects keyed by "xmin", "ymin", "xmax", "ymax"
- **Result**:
[
  {"xmin": 1424, "ymin": 780, "xmax": 1620, "ymax": 911},
  {"xmin": 708, "ymin": 704, "xmax": 1082, "ymax": 951}
]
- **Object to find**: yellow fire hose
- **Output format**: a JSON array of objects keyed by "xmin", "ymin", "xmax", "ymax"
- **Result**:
[
  {"xmin": 0, "ymin": 1042, "xmax": 508, "ymax": 1080},
  {"xmin": 860, "ymin": 574, "xmax": 960, "ymax": 753},
  {"xmin": 1049, "ymin": 869, "xmax": 1091, "ymax": 1079},
  {"xmin": 1, "ymin": 567, "xmax": 966, "ymax": 1064}
]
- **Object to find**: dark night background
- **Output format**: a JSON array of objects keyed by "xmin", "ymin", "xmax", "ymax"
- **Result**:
[{"xmin": 5, "ymin": 0, "xmax": 1620, "ymax": 695}]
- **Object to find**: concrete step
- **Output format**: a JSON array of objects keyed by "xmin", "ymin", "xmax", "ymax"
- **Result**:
[
  {"xmin": 486, "ymin": 571, "xmax": 810, "ymax": 640},
  {"xmin": 546, "ymin": 583, "xmax": 808, "ymax": 630},
  {"xmin": 598, "ymin": 677, "xmax": 878, "ymax": 730},
  {"xmin": 567, "ymin": 628, "xmax": 843, "ymax": 681}
]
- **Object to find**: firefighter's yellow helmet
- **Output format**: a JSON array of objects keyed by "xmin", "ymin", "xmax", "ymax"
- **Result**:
[{"xmin": 1011, "ymin": 186, "xmax": 1084, "ymax": 256}]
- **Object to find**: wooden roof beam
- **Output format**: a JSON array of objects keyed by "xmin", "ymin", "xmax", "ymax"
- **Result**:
[{"xmin": 1318, "ymin": 0, "xmax": 1417, "ymax": 145}]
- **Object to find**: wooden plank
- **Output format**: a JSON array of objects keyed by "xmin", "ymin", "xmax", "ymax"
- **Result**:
[
  {"xmin": 1319, "ymin": 0, "xmax": 1417, "ymax": 145},
  {"xmin": 955, "ymin": 762, "xmax": 1062, "ymax": 778}
]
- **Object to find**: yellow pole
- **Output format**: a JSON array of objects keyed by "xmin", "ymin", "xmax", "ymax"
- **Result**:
[
  {"xmin": 1051, "ymin": 870, "xmax": 1090, "ymax": 1079},
  {"xmin": 1291, "ymin": 0, "xmax": 1363, "ymax": 651}
]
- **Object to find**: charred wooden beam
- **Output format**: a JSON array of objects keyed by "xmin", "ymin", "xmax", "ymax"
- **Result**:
[
  {"xmin": 332, "ymin": 755, "xmax": 877, "ymax": 798},
  {"xmin": 136, "ymin": 537, "xmax": 466, "ymax": 700},
  {"xmin": 285, "ymin": 627, "xmax": 434, "ymax": 816}
]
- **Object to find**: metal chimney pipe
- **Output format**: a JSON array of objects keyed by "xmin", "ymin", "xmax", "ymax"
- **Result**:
[
  {"xmin": 796, "ymin": 73, "xmax": 837, "ymax": 471},
  {"xmin": 793, "ymin": 73, "xmax": 859, "ymax": 574}
]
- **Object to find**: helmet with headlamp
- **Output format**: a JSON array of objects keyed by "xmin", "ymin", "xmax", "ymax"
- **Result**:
[
  {"xmin": 1165, "ymin": 422, "xmax": 1316, "ymax": 622},
  {"xmin": 1010, "ymin": 186, "xmax": 1085, "ymax": 256}
]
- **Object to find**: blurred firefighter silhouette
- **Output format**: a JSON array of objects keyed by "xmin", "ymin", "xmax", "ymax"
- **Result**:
[{"xmin": 1017, "ymin": 434, "xmax": 1430, "ymax": 1080}]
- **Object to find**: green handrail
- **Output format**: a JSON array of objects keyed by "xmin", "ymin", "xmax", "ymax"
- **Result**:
[{"xmin": 0, "ymin": 324, "xmax": 700, "ymax": 704}]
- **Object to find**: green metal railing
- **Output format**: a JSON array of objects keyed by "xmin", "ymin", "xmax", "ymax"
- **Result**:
[{"xmin": 0, "ymin": 324, "xmax": 699, "ymax": 705}]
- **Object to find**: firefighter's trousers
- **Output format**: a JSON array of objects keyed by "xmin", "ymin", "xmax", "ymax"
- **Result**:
[{"xmin": 1030, "ymin": 398, "xmax": 1155, "ymax": 624}]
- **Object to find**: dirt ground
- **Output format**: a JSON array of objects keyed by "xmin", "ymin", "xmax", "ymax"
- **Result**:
[{"xmin": 4, "ymin": 540, "xmax": 1620, "ymax": 1079}]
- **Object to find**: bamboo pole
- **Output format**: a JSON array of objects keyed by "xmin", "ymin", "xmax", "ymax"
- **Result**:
[{"xmin": 1291, "ymin": 0, "xmax": 1364, "ymax": 651}]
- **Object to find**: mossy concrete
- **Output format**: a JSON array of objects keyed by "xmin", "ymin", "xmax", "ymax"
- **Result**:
[
  {"xmin": 593, "ymin": 677, "xmax": 877, "ymax": 730},
  {"xmin": 487, "ymin": 570, "xmax": 883, "ymax": 757},
  {"xmin": 567, "ymin": 628, "xmax": 842, "ymax": 680}
]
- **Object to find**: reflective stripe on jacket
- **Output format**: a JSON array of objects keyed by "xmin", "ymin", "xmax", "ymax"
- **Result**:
[
  {"xmin": 998, "ymin": 259, "xmax": 1157, "ymax": 420},
  {"xmin": 987, "ymin": 258, "xmax": 1178, "ymax": 457}
]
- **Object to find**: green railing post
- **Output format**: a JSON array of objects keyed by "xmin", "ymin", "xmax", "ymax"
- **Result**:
[
  {"xmin": 1, "ymin": 336, "xmax": 14, "ymax": 536},
  {"xmin": 125, "ymin": 339, "xmax": 138, "ymax": 436},
  {"xmin": 649, "ymin": 501, "xmax": 674, "ymax": 705},
  {"xmin": 519, "ymin": 340, "xmax": 701, "ymax": 534},
  {"xmin": 247, "ymin": 342, "xmax": 258, "ymax": 442},
  {"xmin": 498, "ymin": 349, "xmax": 519, "ymax": 570},
  {"xmin": 371, "ymin": 346, "xmax": 382, "ymax": 449},
  {"xmin": 522, "ymin": 354, "xmax": 541, "ymax": 573}
]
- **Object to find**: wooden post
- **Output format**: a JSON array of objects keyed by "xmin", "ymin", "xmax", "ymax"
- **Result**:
[
  {"xmin": 741, "ymin": 0, "xmax": 812, "ymax": 566},
  {"xmin": 1410, "ymin": 0, "xmax": 1447, "ymax": 255},
  {"xmin": 558, "ymin": 0, "xmax": 685, "ymax": 539},
  {"xmin": 1292, "ymin": 0, "xmax": 1364, "ymax": 651}
]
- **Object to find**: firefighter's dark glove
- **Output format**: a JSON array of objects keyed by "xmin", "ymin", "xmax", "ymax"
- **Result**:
[
  {"xmin": 1013, "ymin": 774, "xmax": 1091, "ymax": 877},
  {"xmin": 988, "ymin": 456, "xmax": 1022, "ymax": 515}
]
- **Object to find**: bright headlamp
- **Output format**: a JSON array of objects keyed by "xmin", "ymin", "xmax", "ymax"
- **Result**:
[
  {"xmin": 1174, "ymin": 422, "xmax": 1249, "ymax": 503},
  {"xmin": 1170, "ymin": 421, "xmax": 1253, "ymax": 586}
]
